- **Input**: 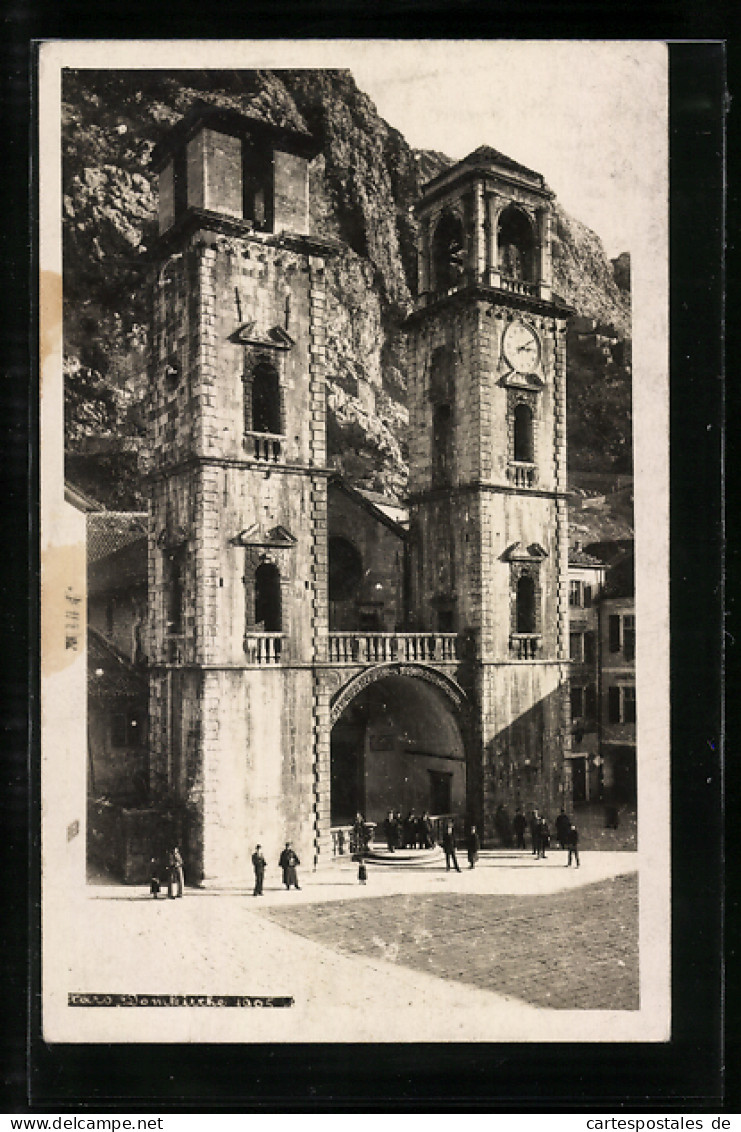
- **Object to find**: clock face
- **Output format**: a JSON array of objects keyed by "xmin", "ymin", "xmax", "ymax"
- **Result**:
[{"xmin": 503, "ymin": 321, "xmax": 540, "ymax": 374}]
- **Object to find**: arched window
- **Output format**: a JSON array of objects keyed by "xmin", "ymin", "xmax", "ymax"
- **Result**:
[
  {"xmin": 513, "ymin": 403, "xmax": 534, "ymax": 462},
  {"xmin": 431, "ymin": 212, "xmax": 466, "ymax": 292},
  {"xmin": 516, "ymin": 574, "xmax": 536, "ymax": 634},
  {"xmin": 250, "ymin": 363, "xmax": 281, "ymax": 435},
  {"xmin": 498, "ymin": 205, "xmax": 536, "ymax": 282},
  {"xmin": 329, "ymin": 537, "xmax": 363, "ymax": 603},
  {"xmin": 432, "ymin": 403, "xmax": 454, "ymax": 486},
  {"xmin": 255, "ymin": 562, "xmax": 282, "ymax": 632}
]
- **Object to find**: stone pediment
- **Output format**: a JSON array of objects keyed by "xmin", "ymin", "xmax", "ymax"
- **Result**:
[
  {"xmin": 230, "ymin": 524, "xmax": 297, "ymax": 549},
  {"xmin": 231, "ymin": 322, "xmax": 295, "ymax": 350},
  {"xmin": 501, "ymin": 541, "xmax": 548, "ymax": 562}
]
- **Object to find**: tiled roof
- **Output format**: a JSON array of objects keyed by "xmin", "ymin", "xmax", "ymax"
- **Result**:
[
  {"xmin": 88, "ymin": 512, "xmax": 147, "ymax": 563},
  {"xmin": 88, "ymin": 628, "xmax": 147, "ymax": 700},
  {"xmin": 569, "ymin": 548, "xmax": 605, "ymax": 567}
]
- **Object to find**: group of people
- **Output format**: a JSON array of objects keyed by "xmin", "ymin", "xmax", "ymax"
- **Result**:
[
  {"xmin": 382, "ymin": 809, "xmax": 436, "ymax": 852},
  {"xmin": 149, "ymin": 846, "xmax": 184, "ymax": 899},
  {"xmin": 510, "ymin": 807, "xmax": 580, "ymax": 866},
  {"xmin": 251, "ymin": 842, "xmax": 301, "ymax": 895},
  {"xmin": 149, "ymin": 808, "xmax": 581, "ymax": 901}
]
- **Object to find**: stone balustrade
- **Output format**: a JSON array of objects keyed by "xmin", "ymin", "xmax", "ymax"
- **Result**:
[
  {"xmin": 243, "ymin": 633, "xmax": 284, "ymax": 665},
  {"xmin": 327, "ymin": 632, "xmax": 459, "ymax": 665},
  {"xmin": 244, "ymin": 430, "xmax": 282, "ymax": 462},
  {"xmin": 510, "ymin": 633, "xmax": 541, "ymax": 660},
  {"xmin": 507, "ymin": 461, "xmax": 537, "ymax": 488}
]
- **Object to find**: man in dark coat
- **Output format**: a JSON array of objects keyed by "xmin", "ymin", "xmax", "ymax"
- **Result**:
[
  {"xmin": 513, "ymin": 808, "xmax": 527, "ymax": 850},
  {"xmin": 167, "ymin": 846, "xmax": 184, "ymax": 898},
  {"xmin": 530, "ymin": 810, "xmax": 541, "ymax": 856},
  {"xmin": 441, "ymin": 821, "xmax": 461, "ymax": 872},
  {"xmin": 252, "ymin": 844, "xmax": 266, "ymax": 896},
  {"xmin": 466, "ymin": 825, "xmax": 480, "ymax": 869},
  {"xmin": 538, "ymin": 816, "xmax": 550, "ymax": 859},
  {"xmin": 555, "ymin": 807, "xmax": 571, "ymax": 850},
  {"xmin": 383, "ymin": 810, "xmax": 397, "ymax": 852},
  {"xmin": 278, "ymin": 842, "xmax": 301, "ymax": 889},
  {"xmin": 566, "ymin": 822, "xmax": 580, "ymax": 868}
]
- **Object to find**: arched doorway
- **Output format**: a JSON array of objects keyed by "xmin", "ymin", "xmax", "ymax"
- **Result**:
[{"xmin": 330, "ymin": 671, "xmax": 467, "ymax": 828}]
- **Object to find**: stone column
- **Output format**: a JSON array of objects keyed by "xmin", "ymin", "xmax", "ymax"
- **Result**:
[{"xmin": 473, "ymin": 179, "xmax": 486, "ymax": 282}]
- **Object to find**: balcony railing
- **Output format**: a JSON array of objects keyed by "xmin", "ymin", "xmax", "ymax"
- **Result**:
[
  {"xmin": 243, "ymin": 633, "xmax": 284, "ymax": 665},
  {"xmin": 510, "ymin": 633, "xmax": 541, "ymax": 660},
  {"xmin": 327, "ymin": 632, "xmax": 459, "ymax": 665},
  {"xmin": 507, "ymin": 461, "xmax": 537, "ymax": 488},
  {"xmin": 500, "ymin": 275, "xmax": 538, "ymax": 297},
  {"xmin": 244, "ymin": 430, "xmax": 283, "ymax": 462}
]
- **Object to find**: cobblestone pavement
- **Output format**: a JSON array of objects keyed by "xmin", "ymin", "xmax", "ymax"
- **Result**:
[
  {"xmin": 260, "ymin": 873, "xmax": 639, "ymax": 1011},
  {"xmin": 44, "ymin": 850, "xmax": 643, "ymax": 1043}
]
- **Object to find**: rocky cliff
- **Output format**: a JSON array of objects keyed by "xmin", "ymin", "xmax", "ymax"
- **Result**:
[{"xmin": 62, "ymin": 68, "xmax": 632, "ymax": 513}]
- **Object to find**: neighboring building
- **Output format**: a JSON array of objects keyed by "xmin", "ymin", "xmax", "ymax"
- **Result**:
[
  {"xmin": 596, "ymin": 546, "xmax": 636, "ymax": 804},
  {"xmin": 567, "ymin": 546, "xmax": 606, "ymax": 803},
  {"xmin": 87, "ymin": 512, "xmax": 148, "ymax": 664},
  {"xmin": 83, "ymin": 103, "xmax": 581, "ymax": 884}
]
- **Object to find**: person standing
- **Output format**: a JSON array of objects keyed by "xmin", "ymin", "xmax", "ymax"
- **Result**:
[
  {"xmin": 555, "ymin": 807, "xmax": 571, "ymax": 850},
  {"xmin": 441, "ymin": 821, "xmax": 461, "ymax": 872},
  {"xmin": 530, "ymin": 810, "xmax": 541, "ymax": 857},
  {"xmin": 513, "ymin": 808, "xmax": 527, "ymax": 850},
  {"xmin": 383, "ymin": 810, "xmax": 397, "ymax": 852},
  {"xmin": 278, "ymin": 842, "xmax": 301, "ymax": 890},
  {"xmin": 357, "ymin": 856, "xmax": 368, "ymax": 885},
  {"xmin": 149, "ymin": 857, "xmax": 161, "ymax": 899},
  {"xmin": 466, "ymin": 824, "xmax": 480, "ymax": 869},
  {"xmin": 566, "ymin": 822, "xmax": 580, "ymax": 868},
  {"xmin": 420, "ymin": 812, "xmax": 434, "ymax": 849},
  {"xmin": 167, "ymin": 846, "xmax": 184, "ymax": 898},
  {"xmin": 252, "ymin": 844, "xmax": 266, "ymax": 896},
  {"xmin": 538, "ymin": 816, "xmax": 550, "ymax": 859}
]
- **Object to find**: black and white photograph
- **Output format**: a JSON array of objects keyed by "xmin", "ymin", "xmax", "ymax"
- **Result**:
[{"xmin": 38, "ymin": 40, "xmax": 670, "ymax": 1045}]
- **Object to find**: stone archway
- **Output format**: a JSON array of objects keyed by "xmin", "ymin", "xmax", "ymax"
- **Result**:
[{"xmin": 329, "ymin": 665, "xmax": 470, "ymax": 829}]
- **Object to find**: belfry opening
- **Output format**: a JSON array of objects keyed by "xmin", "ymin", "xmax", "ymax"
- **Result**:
[{"xmin": 329, "ymin": 671, "xmax": 467, "ymax": 829}]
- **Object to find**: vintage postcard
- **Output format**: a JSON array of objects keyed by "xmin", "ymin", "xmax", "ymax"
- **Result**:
[{"xmin": 39, "ymin": 40, "xmax": 670, "ymax": 1044}]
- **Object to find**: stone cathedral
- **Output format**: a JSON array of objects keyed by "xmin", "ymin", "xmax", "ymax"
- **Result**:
[{"xmin": 147, "ymin": 104, "xmax": 572, "ymax": 887}]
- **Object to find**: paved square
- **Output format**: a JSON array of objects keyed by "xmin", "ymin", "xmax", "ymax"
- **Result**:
[{"xmin": 260, "ymin": 873, "xmax": 639, "ymax": 1010}]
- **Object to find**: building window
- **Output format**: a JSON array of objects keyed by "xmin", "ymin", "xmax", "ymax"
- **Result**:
[
  {"xmin": 609, "ymin": 612, "xmax": 636, "ymax": 659},
  {"xmin": 111, "ymin": 712, "xmax": 144, "ymax": 749},
  {"xmin": 249, "ymin": 362, "xmax": 282, "ymax": 435},
  {"xmin": 254, "ymin": 562, "xmax": 282, "ymax": 632},
  {"xmin": 571, "ymin": 686, "xmax": 585, "ymax": 720},
  {"xmin": 608, "ymin": 684, "xmax": 636, "ymax": 725},
  {"xmin": 432, "ymin": 403, "xmax": 454, "ymax": 486},
  {"xmin": 165, "ymin": 546, "xmax": 186, "ymax": 635},
  {"xmin": 623, "ymin": 685, "xmax": 637, "ymax": 724},
  {"xmin": 623, "ymin": 615, "xmax": 636, "ymax": 662},
  {"xmin": 570, "ymin": 579, "xmax": 593, "ymax": 607},
  {"xmin": 584, "ymin": 630, "xmax": 596, "ymax": 666},
  {"xmin": 328, "ymin": 537, "xmax": 363, "ymax": 604},
  {"xmin": 516, "ymin": 574, "xmax": 536, "ymax": 634},
  {"xmin": 431, "ymin": 212, "xmax": 465, "ymax": 292},
  {"xmin": 513, "ymin": 403, "xmax": 534, "ymax": 463},
  {"xmin": 497, "ymin": 204, "xmax": 536, "ymax": 282},
  {"xmin": 570, "ymin": 631, "xmax": 583, "ymax": 662}
]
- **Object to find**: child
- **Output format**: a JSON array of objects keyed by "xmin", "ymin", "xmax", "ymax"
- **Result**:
[
  {"xmin": 357, "ymin": 856, "xmax": 368, "ymax": 885},
  {"xmin": 149, "ymin": 858, "xmax": 161, "ymax": 899}
]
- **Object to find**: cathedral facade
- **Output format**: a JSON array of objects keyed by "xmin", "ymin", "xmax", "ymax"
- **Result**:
[{"xmin": 146, "ymin": 104, "xmax": 572, "ymax": 886}]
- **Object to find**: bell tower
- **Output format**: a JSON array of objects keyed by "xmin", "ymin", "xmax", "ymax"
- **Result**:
[
  {"xmin": 147, "ymin": 103, "xmax": 333, "ymax": 884},
  {"xmin": 405, "ymin": 147, "xmax": 572, "ymax": 840}
]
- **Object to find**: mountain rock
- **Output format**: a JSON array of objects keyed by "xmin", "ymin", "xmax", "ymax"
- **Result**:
[{"xmin": 62, "ymin": 67, "xmax": 632, "ymax": 513}]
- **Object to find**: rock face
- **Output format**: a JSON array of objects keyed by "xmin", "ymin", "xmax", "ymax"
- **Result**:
[{"xmin": 62, "ymin": 68, "xmax": 632, "ymax": 509}]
